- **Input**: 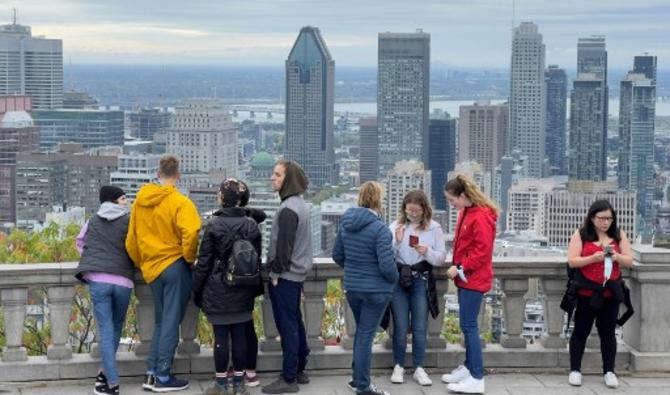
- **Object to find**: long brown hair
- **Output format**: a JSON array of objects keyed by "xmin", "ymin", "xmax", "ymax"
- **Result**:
[
  {"xmin": 397, "ymin": 190, "xmax": 433, "ymax": 231},
  {"xmin": 444, "ymin": 174, "xmax": 499, "ymax": 215}
]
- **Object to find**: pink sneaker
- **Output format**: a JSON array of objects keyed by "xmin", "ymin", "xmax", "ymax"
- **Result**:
[{"xmin": 245, "ymin": 373, "xmax": 260, "ymax": 388}]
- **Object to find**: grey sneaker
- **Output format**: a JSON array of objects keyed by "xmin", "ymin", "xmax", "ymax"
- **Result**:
[
  {"xmin": 297, "ymin": 371, "xmax": 310, "ymax": 384},
  {"xmin": 261, "ymin": 378, "xmax": 299, "ymax": 394},
  {"xmin": 142, "ymin": 374, "xmax": 155, "ymax": 391}
]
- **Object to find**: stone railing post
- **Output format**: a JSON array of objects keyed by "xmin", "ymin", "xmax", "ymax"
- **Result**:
[
  {"xmin": 260, "ymin": 284, "xmax": 281, "ymax": 352},
  {"xmin": 302, "ymin": 279, "xmax": 327, "ymax": 351},
  {"xmin": 47, "ymin": 285, "xmax": 75, "ymax": 360},
  {"xmin": 178, "ymin": 297, "xmax": 201, "ymax": 354},
  {"xmin": 134, "ymin": 283, "xmax": 155, "ymax": 355},
  {"xmin": 540, "ymin": 277, "xmax": 567, "ymax": 349},
  {"xmin": 342, "ymin": 301, "xmax": 356, "ymax": 350},
  {"xmin": 427, "ymin": 277, "xmax": 448, "ymax": 349},
  {"xmin": 501, "ymin": 278, "xmax": 528, "ymax": 348},
  {"xmin": 1, "ymin": 288, "xmax": 28, "ymax": 362}
]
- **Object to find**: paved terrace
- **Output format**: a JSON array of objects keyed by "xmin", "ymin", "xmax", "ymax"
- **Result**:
[{"xmin": 1, "ymin": 247, "xmax": 670, "ymax": 392}]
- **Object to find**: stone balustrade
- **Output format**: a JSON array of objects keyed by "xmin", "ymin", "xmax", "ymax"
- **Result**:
[{"xmin": 1, "ymin": 248, "xmax": 669, "ymax": 381}]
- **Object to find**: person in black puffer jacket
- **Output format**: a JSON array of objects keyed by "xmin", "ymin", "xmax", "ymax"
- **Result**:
[{"xmin": 193, "ymin": 178, "xmax": 262, "ymax": 395}]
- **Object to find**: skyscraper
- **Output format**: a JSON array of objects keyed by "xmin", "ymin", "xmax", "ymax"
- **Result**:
[
  {"xmin": 619, "ymin": 56, "xmax": 657, "ymax": 225},
  {"xmin": 377, "ymin": 30, "xmax": 430, "ymax": 177},
  {"xmin": 634, "ymin": 55, "xmax": 657, "ymax": 83},
  {"xmin": 509, "ymin": 22, "xmax": 546, "ymax": 178},
  {"xmin": 545, "ymin": 66, "xmax": 567, "ymax": 175},
  {"xmin": 284, "ymin": 26, "xmax": 336, "ymax": 187},
  {"xmin": 428, "ymin": 113, "xmax": 456, "ymax": 210},
  {"xmin": 384, "ymin": 160, "xmax": 431, "ymax": 224},
  {"xmin": 32, "ymin": 109, "xmax": 124, "ymax": 150},
  {"xmin": 358, "ymin": 116, "xmax": 378, "ymax": 184},
  {"xmin": 458, "ymin": 101, "xmax": 508, "ymax": 173},
  {"xmin": 0, "ymin": 17, "xmax": 63, "ymax": 109}
]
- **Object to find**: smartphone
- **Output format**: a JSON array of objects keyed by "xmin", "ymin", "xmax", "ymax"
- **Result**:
[
  {"xmin": 409, "ymin": 235, "xmax": 419, "ymax": 247},
  {"xmin": 604, "ymin": 245, "xmax": 613, "ymax": 256}
]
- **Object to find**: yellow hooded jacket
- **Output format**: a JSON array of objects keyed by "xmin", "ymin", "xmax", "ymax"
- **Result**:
[{"xmin": 125, "ymin": 183, "xmax": 201, "ymax": 283}]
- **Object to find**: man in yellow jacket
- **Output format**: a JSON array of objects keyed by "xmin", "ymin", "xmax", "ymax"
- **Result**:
[{"xmin": 125, "ymin": 155, "xmax": 201, "ymax": 392}]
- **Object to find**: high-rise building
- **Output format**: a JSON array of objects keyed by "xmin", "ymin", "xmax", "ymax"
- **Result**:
[
  {"xmin": 569, "ymin": 73, "xmax": 607, "ymax": 181},
  {"xmin": 109, "ymin": 154, "xmax": 160, "ymax": 201},
  {"xmin": 384, "ymin": 160, "xmax": 431, "ymax": 224},
  {"xmin": 166, "ymin": 99, "xmax": 237, "ymax": 177},
  {"xmin": 428, "ymin": 112, "xmax": 456, "ymax": 210},
  {"xmin": 32, "ymin": 109, "xmax": 124, "ymax": 150},
  {"xmin": 62, "ymin": 91, "xmax": 98, "ymax": 110},
  {"xmin": 0, "ymin": 96, "xmax": 39, "ymax": 224},
  {"xmin": 544, "ymin": 181, "xmax": 636, "ymax": 247},
  {"xmin": 377, "ymin": 30, "xmax": 430, "ymax": 177},
  {"xmin": 458, "ymin": 101, "xmax": 507, "ymax": 173},
  {"xmin": 493, "ymin": 152, "xmax": 528, "ymax": 232},
  {"xmin": 321, "ymin": 195, "xmax": 356, "ymax": 232},
  {"xmin": 619, "ymin": 57, "xmax": 657, "ymax": 226},
  {"xmin": 0, "ymin": 17, "xmax": 63, "ymax": 109},
  {"xmin": 359, "ymin": 116, "xmax": 378, "ymax": 184},
  {"xmin": 509, "ymin": 22, "xmax": 546, "ymax": 178},
  {"xmin": 284, "ymin": 26, "xmax": 336, "ymax": 187},
  {"xmin": 129, "ymin": 108, "xmax": 171, "ymax": 141},
  {"xmin": 634, "ymin": 55, "xmax": 657, "ymax": 83},
  {"xmin": 506, "ymin": 178, "xmax": 558, "ymax": 235},
  {"xmin": 545, "ymin": 66, "xmax": 567, "ymax": 175}
]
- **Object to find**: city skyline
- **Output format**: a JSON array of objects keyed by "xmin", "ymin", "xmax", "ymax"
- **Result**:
[{"xmin": 2, "ymin": 1, "xmax": 669, "ymax": 69}]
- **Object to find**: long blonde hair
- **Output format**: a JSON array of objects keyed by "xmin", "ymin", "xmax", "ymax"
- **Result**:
[
  {"xmin": 358, "ymin": 181, "xmax": 384, "ymax": 214},
  {"xmin": 444, "ymin": 174, "xmax": 499, "ymax": 215}
]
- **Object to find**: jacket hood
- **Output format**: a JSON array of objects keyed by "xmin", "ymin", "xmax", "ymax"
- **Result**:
[
  {"xmin": 341, "ymin": 207, "xmax": 381, "ymax": 233},
  {"xmin": 135, "ymin": 183, "xmax": 176, "ymax": 207},
  {"xmin": 97, "ymin": 201, "xmax": 129, "ymax": 220},
  {"xmin": 279, "ymin": 161, "xmax": 309, "ymax": 201}
]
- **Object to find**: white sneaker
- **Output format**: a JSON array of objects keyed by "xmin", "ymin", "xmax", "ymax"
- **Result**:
[
  {"xmin": 604, "ymin": 372, "xmax": 619, "ymax": 388},
  {"xmin": 446, "ymin": 375, "xmax": 485, "ymax": 394},
  {"xmin": 390, "ymin": 364, "xmax": 405, "ymax": 384},
  {"xmin": 568, "ymin": 371, "xmax": 582, "ymax": 386},
  {"xmin": 441, "ymin": 365, "xmax": 471, "ymax": 384},
  {"xmin": 412, "ymin": 367, "xmax": 432, "ymax": 386}
]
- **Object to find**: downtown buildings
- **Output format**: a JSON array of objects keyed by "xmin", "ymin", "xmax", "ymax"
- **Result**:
[{"xmin": 545, "ymin": 65, "xmax": 567, "ymax": 175}]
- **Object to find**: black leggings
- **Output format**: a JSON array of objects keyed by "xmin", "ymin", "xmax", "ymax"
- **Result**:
[
  {"xmin": 569, "ymin": 295, "xmax": 619, "ymax": 374},
  {"xmin": 213, "ymin": 322, "xmax": 248, "ymax": 373},
  {"xmin": 245, "ymin": 319, "xmax": 258, "ymax": 370}
]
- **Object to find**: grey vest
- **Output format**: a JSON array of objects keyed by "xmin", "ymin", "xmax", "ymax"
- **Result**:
[
  {"xmin": 267, "ymin": 195, "xmax": 313, "ymax": 282},
  {"xmin": 76, "ymin": 214, "xmax": 135, "ymax": 282}
]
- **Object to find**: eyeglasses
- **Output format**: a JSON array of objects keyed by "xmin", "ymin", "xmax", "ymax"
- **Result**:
[
  {"xmin": 594, "ymin": 216, "xmax": 614, "ymax": 222},
  {"xmin": 405, "ymin": 209, "xmax": 423, "ymax": 215}
]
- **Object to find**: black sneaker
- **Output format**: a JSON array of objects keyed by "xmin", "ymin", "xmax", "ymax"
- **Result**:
[
  {"xmin": 347, "ymin": 380, "xmax": 356, "ymax": 393},
  {"xmin": 94, "ymin": 384, "xmax": 120, "ymax": 395},
  {"xmin": 261, "ymin": 377, "xmax": 299, "ymax": 394},
  {"xmin": 142, "ymin": 373, "xmax": 156, "ymax": 391},
  {"xmin": 95, "ymin": 371, "xmax": 108, "ymax": 390},
  {"xmin": 297, "ymin": 371, "xmax": 310, "ymax": 384},
  {"xmin": 152, "ymin": 375, "xmax": 190, "ymax": 392},
  {"xmin": 357, "ymin": 384, "xmax": 390, "ymax": 395}
]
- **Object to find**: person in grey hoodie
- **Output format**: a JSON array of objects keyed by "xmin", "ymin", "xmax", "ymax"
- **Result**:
[
  {"xmin": 261, "ymin": 160, "xmax": 313, "ymax": 394},
  {"xmin": 75, "ymin": 186, "xmax": 135, "ymax": 395}
]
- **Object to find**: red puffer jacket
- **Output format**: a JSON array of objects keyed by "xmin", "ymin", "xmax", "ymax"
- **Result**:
[{"xmin": 452, "ymin": 205, "xmax": 497, "ymax": 293}]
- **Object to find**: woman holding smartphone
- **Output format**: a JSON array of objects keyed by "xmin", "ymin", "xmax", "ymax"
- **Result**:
[
  {"xmin": 442, "ymin": 175, "xmax": 498, "ymax": 394},
  {"xmin": 389, "ymin": 190, "xmax": 446, "ymax": 386}
]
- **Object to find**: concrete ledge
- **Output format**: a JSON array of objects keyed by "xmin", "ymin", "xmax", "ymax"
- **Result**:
[{"xmin": 630, "ymin": 350, "xmax": 670, "ymax": 372}]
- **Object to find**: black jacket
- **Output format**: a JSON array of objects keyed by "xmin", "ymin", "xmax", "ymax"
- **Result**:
[{"xmin": 192, "ymin": 207, "xmax": 263, "ymax": 316}]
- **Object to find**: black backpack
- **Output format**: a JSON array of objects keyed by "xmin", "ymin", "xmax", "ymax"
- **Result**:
[{"xmin": 223, "ymin": 219, "xmax": 260, "ymax": 287}]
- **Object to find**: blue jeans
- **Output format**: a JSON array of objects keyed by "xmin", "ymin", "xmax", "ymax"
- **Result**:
[
  {"xmin": 89, "ymin": 281, "xmax": 132, "ymax": 386},
  {"xmin": 346, "ymin": 291, "xmax": 392, "ymax": 392},
  {"xmin": 390, "ymin": 278, "xmax": 428, "ymax": 367},
  {"xmin": 458, "ymin": 287, "xmax": 484, "ymax": 379},
  {"xmin": 269, "ymin": 278, "xmax": 310, "ymax": 382},
  {"xmin": 147, "ymin": 258, "xmax": 192, "ymax": 378}
]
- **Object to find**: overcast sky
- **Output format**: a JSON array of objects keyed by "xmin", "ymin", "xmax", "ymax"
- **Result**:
[{"xmin": 3, "ymin": 0, "xmax": 668, "ymax": 69}]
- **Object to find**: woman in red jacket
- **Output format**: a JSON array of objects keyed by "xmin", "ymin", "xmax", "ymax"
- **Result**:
[{"xmin": 442, "ymin": 174, "xmax": 498, "ymax": 394}]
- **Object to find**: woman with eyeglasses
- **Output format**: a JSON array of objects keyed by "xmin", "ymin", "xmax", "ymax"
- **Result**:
[
  {"xmin": 388, "ymin": 190, "xmax": 446, "ymax": 386},
  {"xmin": 566, "ymin": 199, "xmax": 634, "ymax": 389}
]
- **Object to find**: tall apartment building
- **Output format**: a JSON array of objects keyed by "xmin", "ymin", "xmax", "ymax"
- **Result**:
[
  {"xmin": 458, "ymin": 101, "xmax": 507, "ymax": 173},
  {"xmin": 509, "ymin": 22, "xmax": 546, "ymax": 178},
  {"xmin": 109, "ymin": 154, "xmax": 160, "ymax": 201},
  {"xmin": 32, "ymin": 109, "xmax": 124, "ymax": 150},
  {"xmin": 15, "ymin": 143, "xmax": 117, "ymax": 223},
  {"xmin": 377, "ymin": 30, "xmax": 430, "ymax": 177},
  {"xmin": 544, "ymin": 181, "xmax": 636, "ymax": 247},
  {"xmin": 0, "ymin": 18, "xmax": 63, "ymax": 109},
  {"xmin": 619, "ymin": 56, "xmax": 657, "ymax": 226},
  {"xmin": 384, "ymin": 160, "xmax": 431, "ymax": 224},
  {"xmin": 545, "ymin": 66, "xmax": 567, "ymax": 175},
  {"xmin": 166, "ymin": 99, "xmax": 237, "ymax": 177},
  {"xmin": 428, "ymin": 112, "xmax": 456, "ymax": 210},
  {"xmin": 321, "ymin": 195, "xmax": 357, "ymax": 232},
  {"xmin": 0, "ymin": 96, "xmax": 39, "ymax": 224},
  {"xmin": 506, "ymin": 178, "xmax": 558, "ymax": 235},
  {"xmin": 129, "ymin": 108, "xmax": 171, "ymax": 141},
  {"xmin": 493, "ymin": 152, "xmax": 528, "ymax": 232},
  {"xmin": 359, "ymin": 116, "xmax": 378, "ymax": 184},
  {"xmin": 284, "ymin": 26, "xmax": 336, "ymax": 187}
]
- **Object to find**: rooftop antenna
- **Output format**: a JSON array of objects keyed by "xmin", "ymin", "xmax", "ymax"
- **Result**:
[
  {"xmin": 12, "ymin": 8, "xmax": 17, "ymax": 25},
  {"xmin": 511, "ymin": 0, "xmax": 516, "ymax": 30}
]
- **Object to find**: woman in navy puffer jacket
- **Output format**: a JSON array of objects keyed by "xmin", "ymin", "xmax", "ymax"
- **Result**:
[{"xmin": 333, "ymin": 181, "xmax": 398, "ymax": 395}]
